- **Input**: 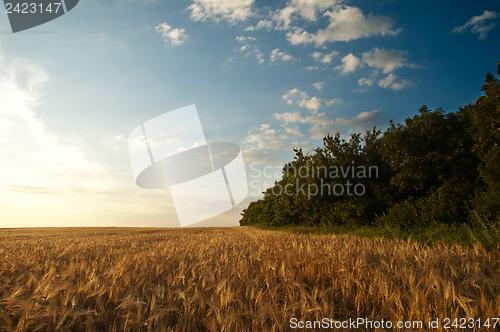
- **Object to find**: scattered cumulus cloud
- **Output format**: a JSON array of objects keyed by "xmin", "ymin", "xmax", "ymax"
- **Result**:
[
  {"xmin": 245, "ymin": 19, "xmax": 273, "ymax": 31},
  {"xmin": 188, "ymin": 0, "xmax": 255, "ymax": 23},
  {"xmin": 286, "ymin": 6, "xmax": 399, "ymax": 46},
  {"xmin": 282, "ymin": 88, "xmax": 340, "ymax": 112},
  {"xmin": 358, "ymin": 77, "xmax": 373, "ymax": 87},
  {"xmin": 452, "ymin": 10, "xmax": 498, "ymax": 39},
  {"xmin": 274, "ymin": 111, "xmax": 303, "ymax": 124},
  {"xmin": 311, "ymin": 50, "xmax": 338, "ymax": 64},
  {"xmin": 328, "ymin": 47, "xmax": 420, "ymax": 90},
  {"xmin": 278, "ymin": 88, "xmax": 384, "ymax": 139},
  {"xmin": 235, "ymin": 36, "xmax": 264, "ymax": 64},
  {"xmin": 336, "ymin": 48, "xmax": 416, "ymax": 76},
  {"xmin": 273, "ymin": 0, "xmax": 338, "ymax": 30},
  {"xmin": 313, "ymin": 82, "xmax": 325, "ymax": 91},
  {"xmin": 390, "ymin": 79, "xmax": 413, "ymax": 90},
  {"xmin": 324, "ymin": 99, "xmax": 341, "ymax": 106},
  {"xmin": 336, "ymin": 53, "xmax": 361, "ymax": 74},
  {"xmin": 377, "ymin": 73, "xmax": 413, "ymax": 90},
  {"xmin": 270, "ymin": 48, "xmax": 294, "ymax": 63},
  {"xmin": 378, "ymin": 73, "xmax": 396, "ymax": 88},
  {"xmin": 362, "ymin": 48, "xmax": 417, "ymax": 74},
  {"xmin": 333, "ymin": 110, "xmax": 382, "ymax": 132},
  {"xmin": 255, "ymin": 51, "xmax": 265, "ymax": 64},
  {"xmin": 244, "ymin": 124, "xmax": 278, "ymax": 148},
  {"xmin": 236, "ymin": 36, "xmax": 256, "ymax": 41},
  {"xmin": 274, "ymin": 111, "xmax": 333, "ymax": 139},
  {"xmin": 243, "ymin": 86, "xmax": 385, "ymax": 165},
  {"xmin": 242, "ymin": 123, "xmax": 288, "ymax": 164},
  {"xmin": 155, "ymin": 22, "xmax": 188, "ymax": 45}
]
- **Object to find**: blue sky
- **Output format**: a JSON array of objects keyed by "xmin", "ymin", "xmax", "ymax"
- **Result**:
[{"xmin": 0, "ymin": 0, "xmax": 499, "ymax": 227}]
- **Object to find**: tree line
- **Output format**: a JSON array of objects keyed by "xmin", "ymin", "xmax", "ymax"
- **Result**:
[{"xmin": 240, "ymin": 63, "xmax": 499, "ymax": 233}]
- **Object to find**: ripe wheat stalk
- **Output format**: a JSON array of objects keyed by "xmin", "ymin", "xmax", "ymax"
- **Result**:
[{"xmin": 0, "ymin": 227, "xmax": 498, "ymax": 331}]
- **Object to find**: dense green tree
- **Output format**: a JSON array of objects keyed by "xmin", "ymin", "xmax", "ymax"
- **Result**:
[
  {"xmin": 462, "ymin": 63, "xmax": 500, "ymax": 224},
  {"xmin": 381, "ymin": 106, "xmax": 477, "ymax": 199},
  {"xmin": 377, "ymin": 105, "xmax": 479, "ymax": 227},
  {"xmin": 241, "ymin": 129, "xmax": 391, "ymax": 227}
]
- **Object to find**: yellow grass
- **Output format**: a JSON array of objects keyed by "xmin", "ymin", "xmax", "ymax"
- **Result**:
[{"xmin": 0, "ymin": 227, "xmax": 498, "ymax": 331}]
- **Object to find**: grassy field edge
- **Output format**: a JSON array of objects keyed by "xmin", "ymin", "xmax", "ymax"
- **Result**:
[{"xmin": 247, "ymin": 222, "xmax": 500, "ymax": 250}]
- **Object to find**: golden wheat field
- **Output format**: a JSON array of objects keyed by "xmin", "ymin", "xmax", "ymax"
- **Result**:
[{"xmin": 0, "ymin": 227, "xmax": 498, "ymax": 331}]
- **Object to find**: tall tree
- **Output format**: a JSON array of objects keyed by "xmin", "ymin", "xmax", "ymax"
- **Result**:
[{"xmin": 463, "ymin": 62, "xmax": 500, "ymax": 224}]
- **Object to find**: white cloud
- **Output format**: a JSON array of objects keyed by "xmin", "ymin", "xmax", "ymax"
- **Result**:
[
  {"xmin": 155, "ymin": 22, "xmax": 188, "ymax": 45},
  {"xmin": 256, "ymin": 19, "xmax": 273, "ymax": 29},
  {"xmin": 390, "ymin": 79, "xmax": 413, "ymax": 90},
  {"xmin": 189, "ymin": 0, "xmax": 255, "ymax": 23},
  {"xmin": 358, "ymin": 77, "xmax": 373, "ymax": 87},
  {"xmin": 336, "ymin": 53, "xmax": 361, "ymax": 74},
  {"xmin": 302, "ymin": 96, "xmax": 322, "ymax": 112},
  {"xmin": 244, "ymin": 123, "xmax": 279, "ymax": 149},
  {"xmin": 273, "ymin": 0, "xmax": 338, "ymax": 29},
  {"xmin": 275, "ymin": 111, "xmax": 333, "ymax": 139},
  {"xmin": 334, "ymin": 48, "xmax": 420, "ymax": 91},
  {"xmin": 286, "ymin": 28, "xmax": 312, "ymax": 45},
  {"xmin": 313, "ymin": 81, "xmax": 325, "ymax": 91},
  {"xmin": 340, "ymin": 110, "xmax": 382, "ymax": 131},
  {"xmin": 362, "ymin": 47, "xmax": 416, "ymax": 74},
  {"xmin": 274, "ymin": 111, "xmax": 303, "ymax": 124},
  {"xmin": 378, "ymin": 73, "xmax": 412, "ymax": 90},
  {"xmin": 282, "ymin": 89, "xmax": 312, "ymax": 108},
  {"xmin": 270, "ymin": 48, "xmax": 294, "ymax": 62},
  {"xmin": 255, "ymin": 50, "xmax": 265, "ymax": 64},
  {"xmin": 235, "ymin": 36, "xmax": 265, "ymax": 64},
  {"xmin": 242, "ymin": 123, "xmax": 289, "ymax": 164},
  {"xmin": 274, "ymin": 111, "xmax": 321, "ymax": 126},
  {"xmin": 246, "ymin": 19, "xmax": 273, "ymax": 31},
  {"xmin": 286, "ymin": 6, "xmax": 399, "ymax": 46},
  {"xmin": 452, "ymin": 10, "xmax": 498, "ymax": 39},
  {"xmin": 311, "ymin": 50, "xmax": 338, "ymax": 64},
  {"xmin": 236, "ymin": 36, "xmax": 256, "ymax": 41},
  {"xmin": 378, "ymin": 73, "xmax": 396, "ymax": 88},
  {"xmin": 282, "ymin": 88, "xmax": 340, "ymax": 112},
  {"xmin": 325, "ymin": 98, "xmax": 341, "ymax": 106}
]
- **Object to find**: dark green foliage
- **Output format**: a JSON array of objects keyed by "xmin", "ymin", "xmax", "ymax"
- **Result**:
[
  {"xmin": 381, "ymin": 106, "xmax": 478, "ymax": 199},
  {"xmin": 241, "ymin": 63, "xmax": 500, "ymax": 246},
  {"xmin": 462, "ymin": 63, "xmax": 500, "ymax": 225},
  {"xmin": 241, "ymin": 129, "xmax": 391, "ymax": 227},
  {"xmin": 378, "ymin": 105, "xmax": 479, "ymax": 229}
]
